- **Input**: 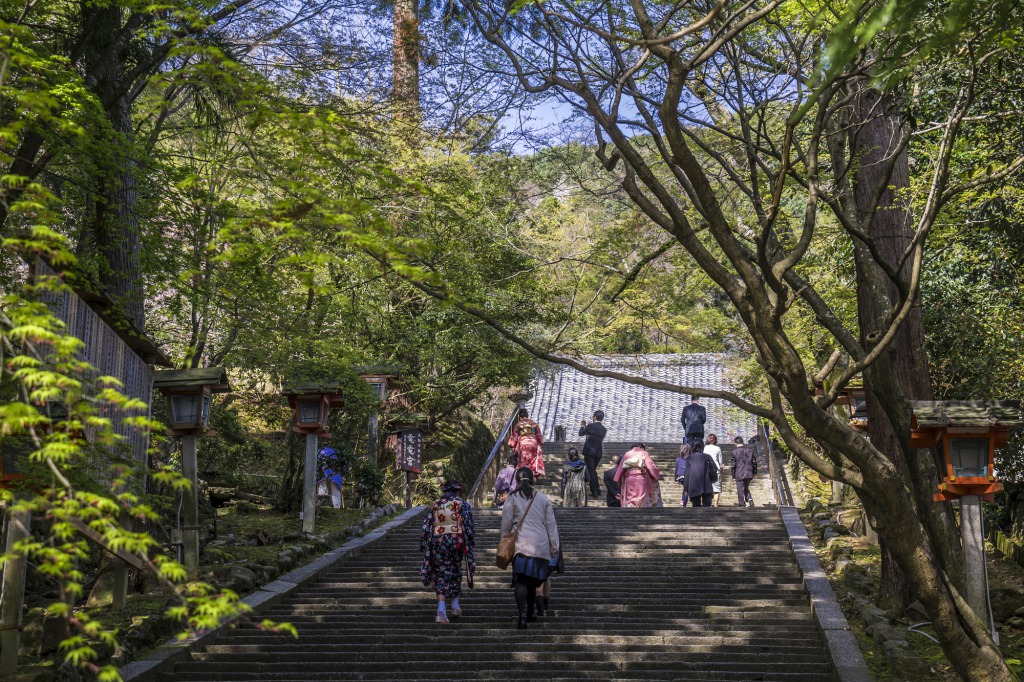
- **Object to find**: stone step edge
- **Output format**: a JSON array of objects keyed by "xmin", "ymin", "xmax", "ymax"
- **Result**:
[
  {"xmin": 779, "ymin": 505, "xmax": 870, "ymax": 682},
  {"xmin": 117, "ymin": 504, "xmax": 429, "ymax": 682}
]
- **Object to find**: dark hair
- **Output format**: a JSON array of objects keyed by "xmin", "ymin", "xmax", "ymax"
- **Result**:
[
  {"xmin": 679, "ymin": 443, "xmax": 692, "ymax": 457},
  {"xmin": 518, "ymin": 408, "xmax": 529, "ymax": 419},
  {"xmin": 593, "ymin": 410, "xmax": 604, "ymax": 421},
  {"xmin": 691, "ymin": 395, "xmax": 700, "ymax": 402},
  {"xmin": 706, "ymin": 434, "xmax": 718, "ymax": 445},
  {"xmin": 632, "ymin": 443, "xmax": 646, "ymax": 450},
  {"xmin": 506, "ymin": 453, "xmax": 518, "ymax": 466},
  {"xmin": 567, "ymin": 447, "xmax": 580, "ymax": 460},
  {"xmin": 514, "ymin": 467, "xmax": 535, "ymax": 498},
  {"xmin": 734, "ymin": 436, "xmax": 744, "ymax": 444}
]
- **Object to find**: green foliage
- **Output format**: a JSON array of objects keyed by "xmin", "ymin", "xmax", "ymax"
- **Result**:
[
  {"xmin": 350, "ymin": 457, "xmax": 387, "ymax": 507},
  {"xmin": 824, "ymin": 0, "xmax": 1022, "ymax": 87}
]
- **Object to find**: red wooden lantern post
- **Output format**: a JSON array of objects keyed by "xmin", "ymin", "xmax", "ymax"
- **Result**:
[
  {"xmin": 283, "ymin": 383, "xmax": 343, "ymax": 533},
  {"xmin": 909, "ymin": 400, "xmax": 1022, "ymax": 630}
]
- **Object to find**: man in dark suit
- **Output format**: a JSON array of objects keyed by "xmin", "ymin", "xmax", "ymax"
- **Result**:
[
  {"xmin": 680, "ymin": 396, "xmax": 706, "ymax": 448},
  {"xmin": 579, "ymin": 410, "xmax": 607, "ymax": 498},
  {"xmin": 731, "ymin": 436, "xmax": 758, "ymax": 507},
  {"xmin": 603, "ymin": 455, "xmax": 621, "ymax": 507}
]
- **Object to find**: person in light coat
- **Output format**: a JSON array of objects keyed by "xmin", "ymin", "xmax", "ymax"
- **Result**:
[
  {"xmin": 501, "ymin": 468, "xmax": 560, "ymax": 629},
  {"xmin": 704, "ymin": 434, "xmax": 724, "ymax": 507}
]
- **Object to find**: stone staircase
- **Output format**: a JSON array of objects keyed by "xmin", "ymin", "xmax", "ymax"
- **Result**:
[{"xmin": 157, "ymin": 498, "xmax": 839, "ymax": 681}]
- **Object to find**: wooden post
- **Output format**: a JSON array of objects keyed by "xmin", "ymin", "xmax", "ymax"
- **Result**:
[
  {"xmin": 368, "ymin": 414, "xmax": 379, "ymax": 468},
  {"xmin": 182, "ymin": 433, "xmax": 200, "ymax": 580},
  {"xmin": 302, "ymin": 432, "xmax": 318, "ymax": 534},
  {"xmin": 112, "ymin": 514, "xmax": 130, "ymax": 610},
  {"xmin": 961, "ymin": 495, "xmax": 989, "ymax": 625},
  {"xmin": 405, "ymin": 471, "xmax": 412, "ymax": 509},
  {"xmin": 0, "ymin": 507, "xmax": 31, "ymax": 677}
]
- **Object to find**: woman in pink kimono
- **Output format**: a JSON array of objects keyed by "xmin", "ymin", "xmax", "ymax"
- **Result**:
[
  {"xmin": 508, "ymin": 408, "xmax": 545, "ymax": 478},
  {"xmin": 613, "ymin": 443, "xmax": 661, "ymax": 508}
]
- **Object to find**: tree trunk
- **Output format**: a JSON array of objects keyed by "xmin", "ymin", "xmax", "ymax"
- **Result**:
[
  {"xmin": 392, "ymin": 0, "xmax": 420, "ymax": 118},
  {"xmin": 77, "ymin": 5, "xmax": 146, "ymax": 331},
  {"xmin": 848, "ymin": 85, "xmax": 964, "ymax": 608},
  {"xmin": 277, "ymin": 425, "xmax": 305, "ymax": 512}
]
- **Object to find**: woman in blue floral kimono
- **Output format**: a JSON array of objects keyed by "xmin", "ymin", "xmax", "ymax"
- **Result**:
[{"xmin": 421, "ymin": 481, "xmax": 476, "ymax": 623}]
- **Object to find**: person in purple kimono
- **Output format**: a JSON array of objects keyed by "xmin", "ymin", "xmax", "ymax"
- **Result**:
[{"xmin": 493, "ymin": 454, "xmax": 518, "ymax": 507}]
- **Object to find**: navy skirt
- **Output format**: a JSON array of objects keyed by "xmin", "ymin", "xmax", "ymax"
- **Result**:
[{"xmin": 511, "ymin": 554, "xmax": 550, "ymax": 587}]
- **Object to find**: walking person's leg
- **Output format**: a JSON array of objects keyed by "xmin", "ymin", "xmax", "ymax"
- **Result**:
[
  {"xmin": 736, "ymin": 478, "xmax": 748, "ymax": 506},
  {"xmin": 538, "ymin": 579, "xmax": 550, "ymax": 616},
  {"xmin": 584, "ymin": 455, "xmax": 601, "ymax": 497},
  {"xmin": 526, "ymin": 583, "xmax": 539, "ymax": 621},
  {"xmin": 436, "ymin": 593, "xmax": 448, "ymax": 623},
  {"xmin": 744, "ymin": 479, "xmax": 755, "ymax": 506},
  {"xmin": 514, "ymin": 580, "xmax": 529, "ymax": 629}
]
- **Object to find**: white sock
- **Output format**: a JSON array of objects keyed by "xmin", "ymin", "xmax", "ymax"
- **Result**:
[
  {"xmin": 452, "ymin": 598, "xmax": 460, "ymax": 611},
  {"xmin": 437, "ymin": 601, "xmax": 446, "ymax": 615}
]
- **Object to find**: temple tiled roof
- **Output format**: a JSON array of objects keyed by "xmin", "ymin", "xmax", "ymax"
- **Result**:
[
  {"xmin": 526, "ymin": 354, "xmax": 758, "ymax": 444},
  {"xmin": 909, "ymin": 400, "xmax": 1023, "ymax": 428}
]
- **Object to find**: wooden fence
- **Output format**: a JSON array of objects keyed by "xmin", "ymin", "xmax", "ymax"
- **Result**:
[{"xmin": 35, "ymin": 261, "xmax": 159, "ymax": 475}]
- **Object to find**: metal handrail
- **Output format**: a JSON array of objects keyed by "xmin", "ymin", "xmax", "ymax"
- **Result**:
[
  {"xmin": 470, "ymin": 408, "xmax": 519, "ymax": 501},
  {"xmin": 761, "ymin": 422, "xmax": 793, "ymax": 506}
]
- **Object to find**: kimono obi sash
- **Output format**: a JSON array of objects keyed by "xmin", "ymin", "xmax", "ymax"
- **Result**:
[
  {"xmin": 516, "ymin": 423, "xmax": 538, "ymax": 438},
  {"xmin": 623, "ymin": 453, "xmax": 646, "ymax": 469},
  {"xmin": 432, "ymin": 500, "xmax": 464, "ymax": 536}
]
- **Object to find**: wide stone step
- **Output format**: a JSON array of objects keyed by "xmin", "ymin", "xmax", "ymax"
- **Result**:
[
  {"xmin": 279, "ymin": 592, "xmax": 808, "ymax": 608},
  {"xmin": 201, "ymin": 641, "xmax": 829, "ymax": 655},
  {"xmin": 261, "ymin": 600, "xmax": 816, "ymax": 612},
  {"xmin": 189, "ymin": 649, "xmax": 831, "ymax": 664},
  {"xmin": 217, "ymin": 624, "xmax": 823, "ymax": 641},
  {"xmin": 171, "ymin": 659, "xmax": 835, "ymax": 672},
  {"xmin": 164, "ymin": 674, "xmax": 835, "ymax": 682}
]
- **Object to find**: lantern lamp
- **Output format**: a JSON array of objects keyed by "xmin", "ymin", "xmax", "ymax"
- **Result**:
[
  {"xmin": 294, "ymin": 394, "xmax": 329, "ymax": 431},
  {"xmin": 836, "ymin": 382, "xmax": 867, "ymax": 431},
  {"xmin": 153, "ymin": 367, "xmax": 230, "ymax": 435},
  {"xmin": 909, "ymin": 401, "xmax": 1021, "ymax": 501},
  {"xmin": 358, "ymin": 366, "xmax": 404, "ymax": 410},
  {"xmin": 283, "ymin": 383, "xmax": 343, "ymax": 437},
  {"xmin": 167, "ymin": 386, "xmax": 211, "ymax": 430}
]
